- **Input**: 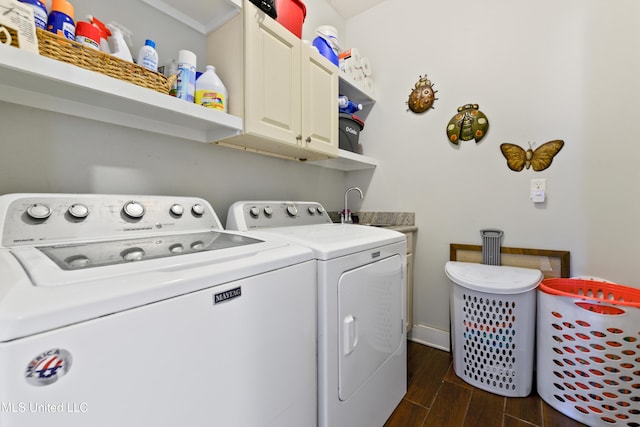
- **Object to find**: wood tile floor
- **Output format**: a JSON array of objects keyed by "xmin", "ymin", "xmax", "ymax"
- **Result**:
[{"xmin": 384, "ymin": 341, "xmax": 588, "ymax": 427}]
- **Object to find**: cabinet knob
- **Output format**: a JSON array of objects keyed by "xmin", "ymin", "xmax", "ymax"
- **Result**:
[
  {"xmin": 296, "ymin": 134, "xmax": 302, "ymax": 141},
  {"xmin": 305, "ymin": 136, "xmax": 311, "ymax": 143}
]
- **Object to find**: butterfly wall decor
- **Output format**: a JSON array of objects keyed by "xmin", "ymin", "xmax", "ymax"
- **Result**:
[{"xmin": 499, "ymin": 140, "xmax": 564, "ymax": 172}]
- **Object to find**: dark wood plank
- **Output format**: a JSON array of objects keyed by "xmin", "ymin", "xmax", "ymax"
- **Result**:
[
  {"xmin": 444, "ymin": 363, "xmax": 473, "ymax": 390},
  {"xmin": 408, "ymin": 340, "xmax": 432, "ymax": 384},
  {"xmin": 405, "ymin": 347, "xmax": 452, "ymax": 408},
  {"xmin": 384, "ymin": 399, "xmax": 428, "ymax": 427},
  {"xmin": 504, "ymin": 394, "xmax": 542, "ymax": 426},
  {"xmin": 504, "ymin": 414, "xmax": 536, "ymax": 427},
  {"xmin": 541, "ymin": 401, "xmax": 589, "ymax": 427},
  {"xmin": 423, "ymin": 381, "xmax": 472, "ymax": 426},
  {"xmin": 404, "ymin": 341, "xmax": 598, "ymax": 426},
  {"xmin": 463, "ymin": 388, "xmax": 505, "ymax": 427}
]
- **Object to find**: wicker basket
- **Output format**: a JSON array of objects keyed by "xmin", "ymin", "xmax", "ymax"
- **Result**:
[{"xmin": 36, "ymin": 28, "xmax": 175, "ymax": 94}]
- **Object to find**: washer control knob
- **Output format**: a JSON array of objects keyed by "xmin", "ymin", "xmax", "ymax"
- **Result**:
[
  {"xmin": 192, "ymin": 204, "xmax": 205, "ymax": 216},
  {"xmin": 68, "ymin": 203, "xmax": 89, "ymax": 219},
  {"xmin": 122, "ymin": 248, "xmax": 145, "ymax": 262},
  {"xmin": 170, "ymin": 204, "xmax": 184, "ymax": 216},
  {"xmin": 308, "ymin": 206, "xmax": 317, "ymax": 215},
  {"xmin": 286, "ymin": 205, "xmax": 298, "ymax": 217},
  {"xmin": 249, "ymin": 207, "xmax": 260, "ymax": 218},
  {"xmin": 169, "ymin": 243, "xmax": 184, "ymax": 254},
  {"xmin": 264, "ymin": 206, "xmax": 274, "ymax": 217},
  {"xmin": 65, "ymin": 255, "xmax": 91, "ymax": 269},
  {"xmin": 26, "ymin": 203, "xmax": 52, "ymax": 220},
  {"xmin": 191, "ymin": 241, "xmax": 205, "ymax": 250},
  {"xmin": 317, "ymin": 206, "xmax": 325, "ymax": 214},
  {"xmin": 123, "ymin": 201, "xmax": 145, "ymax": 219}
]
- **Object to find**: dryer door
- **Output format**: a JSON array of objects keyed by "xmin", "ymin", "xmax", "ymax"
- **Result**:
[{"xmin": 338, "ymin": 254, "xmax": 404, "ymax": 401}]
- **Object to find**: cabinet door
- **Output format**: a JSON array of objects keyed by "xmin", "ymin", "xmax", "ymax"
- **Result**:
[
  {"xmin": 301, "ymin": 46, "xmax": 338, "ymax": 157},
  {"xmin": 244, "ymin": 5, "xmax": 301, "ymax": 146}
]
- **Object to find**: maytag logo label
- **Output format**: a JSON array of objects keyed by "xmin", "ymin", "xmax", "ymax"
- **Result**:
[{"xmin": 214, "ymin": 287, "xmax": 242, "ymax": 305}]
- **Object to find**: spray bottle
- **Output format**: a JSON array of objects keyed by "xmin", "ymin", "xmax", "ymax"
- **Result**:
[
  {"xmin": 107, "ymin": 23, "xmax": 133, "ymax": 62},
  {"xmin": 86, "ymin": 15, "xmax": 111, "ymax": 53}
]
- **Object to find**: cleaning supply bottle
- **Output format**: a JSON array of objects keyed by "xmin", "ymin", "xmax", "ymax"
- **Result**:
[
  {"xmin": 165, "ymin": 59, "xmax": 178, "ymax": 97},
  {"xmin": 18, "ymin": 0, "xmax": 47, "ymax": 30},
  {"xmin": 86, "ymin": 15, "xmax": 111, "ymax": 53},
  {"xmin": 47, "ymin": 0, "xmax": 75, "ymax": 41},
  {"xmin": 75, "ymin": 21, "xmax": 100, "ymax": 50},
  {"xmin": 195, "ymin": 65, "xmax": 227, "ymax": 112},
  {"xmin": 176, "ymin": 50, "xmax": 196, "ymax": 102},
  {"xmin": 107, "ymin": 25, "xmax": 133, "ymax": 62},
  {"xmin": 137, "ymin": 39, "xmax": 158, "ymax": 72},
  {"xmin": 338, "ymin": 95, "xmax": 362, "ymax": 114}
]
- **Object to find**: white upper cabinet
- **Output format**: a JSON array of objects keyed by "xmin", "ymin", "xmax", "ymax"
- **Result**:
[{"xmin": 207, "ymin": 0, "xmax": 338, "ymax": 161}]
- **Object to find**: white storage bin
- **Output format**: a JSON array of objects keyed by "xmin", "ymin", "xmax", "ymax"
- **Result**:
[{"xmin": 445, "ymin": 261, "xmax": 543, "ymax": 397}]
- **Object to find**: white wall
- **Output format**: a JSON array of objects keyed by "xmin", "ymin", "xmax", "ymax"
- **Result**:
[
  {"xmin": 343, "ymin": 0, "xmax": 640, "ymax": 345},
  {"xmin": 0, "ymin": 0, "xmax": 349, "ymax": 225}
]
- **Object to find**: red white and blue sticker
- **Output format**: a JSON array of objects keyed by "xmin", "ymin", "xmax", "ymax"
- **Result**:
[{"xmin": 25, "ymin": 349, "xmax": 72, "ymax": 386}]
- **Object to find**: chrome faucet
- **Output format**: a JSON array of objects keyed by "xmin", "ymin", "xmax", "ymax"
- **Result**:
[{"xmin": 342, "ymin": 187, "xmax": 364, "ymax": 224}]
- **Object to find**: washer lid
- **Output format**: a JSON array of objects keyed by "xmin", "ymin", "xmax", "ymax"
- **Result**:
[{"xmin": 445, "ymin": 261, "xmax": 542, "ymax": 294}]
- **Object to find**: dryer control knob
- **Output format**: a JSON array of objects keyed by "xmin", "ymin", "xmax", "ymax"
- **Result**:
[
  {"xmin": 192, "ymin": 204, "xmax": 205, "ymax": 216},
  {"xmin": 249, "ymin": 207, "xmax": 260, "ymax": 218},
  {"xmin": 264, "ymin": 206, "xmax": 274, "ymax": 217},
  {"xmin": 123, "ymin": 201, "xmax": 145, "ymax": 219},
  {"xmin": 317, "ymin": 206, "xmax": 325, "ymax": 213},
  {"xmin": 286, "ymin": 205, "xmax": 298, "ymax": 217},
  {"xmin": 308, "ymin": 206, "xmax": 317, "ymax": 215},
  {"xmin": 26, "ymin": 203, "xmax": 52, "ymax": 220},
  {"xmin": 170, "ymin": 204, "xmax": 184, "ymax": 216},
  {"xmin": 68, "ymin": 203, "xmax": 89, "ymax": 219}
]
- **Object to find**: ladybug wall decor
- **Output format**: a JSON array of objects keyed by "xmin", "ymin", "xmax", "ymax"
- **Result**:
[
  {"xmin": 407, "ymin": 75, "xmax": 438, "ymax": 113},
  {"xmin": 446, "ymin": 104, "xmax": 489, "ymax": 144}
]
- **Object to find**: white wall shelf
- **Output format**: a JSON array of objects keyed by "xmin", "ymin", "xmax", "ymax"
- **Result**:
[
  {"xmin": 0, "ymin": 45, "xmax": 243, "ymax": 143},
  {"xmin": 309, "ymin": 149, "xmax": 379, "ymax": 171}
]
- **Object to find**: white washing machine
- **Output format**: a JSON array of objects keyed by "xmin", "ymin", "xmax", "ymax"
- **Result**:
[
  {"xmin": 0, "ymin": 193, "xmax": 317, "ymax": 427},
  {"xmin": 227, "ymin": 201, "xmax": 407, "ymax": 427}
]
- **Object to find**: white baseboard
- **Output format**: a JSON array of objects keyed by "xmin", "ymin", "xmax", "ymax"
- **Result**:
[{"xmin": 408, "ymin": 323, "xmax": 451, "ymax": 352}]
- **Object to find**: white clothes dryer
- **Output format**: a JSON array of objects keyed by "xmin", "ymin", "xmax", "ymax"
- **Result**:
[
  {"xmin": 227, "ymin": 201, "xmax": 407, "ymax": 427},
  {"xmin": 0, "ymin": 194, "xmax": 317, "ymax": 427}
]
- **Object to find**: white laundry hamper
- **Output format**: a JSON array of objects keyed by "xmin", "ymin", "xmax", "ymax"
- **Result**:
[
  {"xmin": 445, "ymin": 261, "xmax": 543, "ymax": 397},
  {"xmin": 537, "ymin": 277, "xmax": 640, "ymax": 427}
]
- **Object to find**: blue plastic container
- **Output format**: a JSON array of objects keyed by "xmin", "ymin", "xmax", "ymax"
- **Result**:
[
  {"xmin": 312, "ymin": 36, "xmax": 338, "ymax": 66},
  {"xmin": 18, "ymin": 0, "xmax": 47, "ymax": 30},
  {"xmin": 47, "ymin": 0, "xmax": 75, "ymax": 41}
]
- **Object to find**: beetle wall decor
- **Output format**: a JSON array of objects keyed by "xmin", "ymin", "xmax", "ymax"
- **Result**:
[
  {"xmin": 407, "ymin": 75, "xmax": 438, "ymax": 113},
  {"xmin": 446, "ymin": 104, "xmax": 489, "ymax": 144}
]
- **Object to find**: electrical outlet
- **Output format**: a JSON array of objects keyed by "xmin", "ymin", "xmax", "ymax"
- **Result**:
[{"xmin": 531, "ymin": 178, "xmax": 546, "ymax": 203}]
